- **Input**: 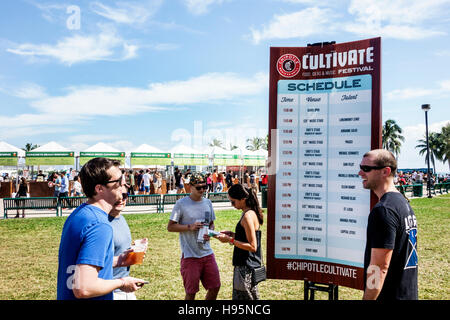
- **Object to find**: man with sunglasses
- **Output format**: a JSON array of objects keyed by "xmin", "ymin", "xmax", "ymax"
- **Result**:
[
  {"xmin": 359, "ymin": 149, "xmax": 418, "ymax": 300},
  {"xmin": 167, "ymin": 173, "xmax": 221, "ymax": 300},
  {"xmin": 57, "ymin": 157, "xmax": 146, "ymax": 300}
]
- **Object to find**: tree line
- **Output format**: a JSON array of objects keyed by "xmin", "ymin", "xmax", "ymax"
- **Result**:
[{"xmin": 383, "ymin": 120, "xmax": 449, "ymax": 172}]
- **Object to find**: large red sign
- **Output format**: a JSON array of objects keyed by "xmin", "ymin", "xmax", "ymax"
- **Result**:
[{"xmin": 267, "ymin": 38, "xmax": 381, "ymax": 290}]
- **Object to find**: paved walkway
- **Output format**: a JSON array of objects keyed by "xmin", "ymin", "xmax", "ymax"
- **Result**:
[
  {"xmin": 1, "ymin": 189, "xmax": 443, "ymax": 220},
  {"xmin": 0, "ymin": 197, "xmax": 241, "ymax": 220}
]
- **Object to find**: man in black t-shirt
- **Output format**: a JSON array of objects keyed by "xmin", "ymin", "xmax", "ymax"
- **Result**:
[{"xmin": 359, "ymin": 149, "xmax": 418, "ymax": 300}]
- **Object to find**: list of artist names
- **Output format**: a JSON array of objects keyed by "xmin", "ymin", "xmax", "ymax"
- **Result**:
[{"xmin": 275, "ymin": 75, "xmax": 371, "ymax": 268}]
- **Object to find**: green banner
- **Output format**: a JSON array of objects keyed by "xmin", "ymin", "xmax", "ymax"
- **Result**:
[
  {"xmin": 213, "ymin": 154, "xmax": 241, "ymax": 166},
  {"xmin": 243, "ymin": 155, "xmax": 266, "ymax": 166},
  {"xmin": 26, "ymin": 151, "xmax": 74, "ymax": 166},
  {"xmin": 130, "ymin": 152, "xmax": 172, "ymax": 166},
  {"xmin": 173, "ymin": 153, "xmax": 209, "ymax": 166},
  {"xmin": 0, "ymin": 152, "xmax": 18, "ymax": 166},
  {"xmin": 79, "ymin": 152, "xmax": 125, "ymax": 165}
]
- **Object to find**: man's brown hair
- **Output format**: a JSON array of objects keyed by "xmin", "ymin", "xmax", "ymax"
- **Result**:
[
  {"xmin": 363, "ymin": 149, "xmax": 397, "ymax": 177},
  {"xmin": 79, "ymin": 157, "xmax": 121, "ymax": 198}
]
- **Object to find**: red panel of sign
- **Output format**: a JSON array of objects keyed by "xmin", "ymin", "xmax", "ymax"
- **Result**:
[{"xmin": 267, "ymin": 37, "xmax": 381, "ymax": 290}]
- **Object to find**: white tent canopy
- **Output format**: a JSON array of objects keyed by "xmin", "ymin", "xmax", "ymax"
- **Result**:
[
  {"xmin": 130, "ymin": 144, "xmax": 168, "ymax": 168},
  {"xmin": 169, "ymin": 144, "xmax": 203, "ymax": 154},
  {"xmin": 83, "ymin": 142, "xmax": 120, "ymax": 152},
  {"xmin": 79, "ymin": 142, "xmax": 125, "ymax": 166},
  {"xmin": 170, "ymin": 144, "xmax": 209, "ymax": 166},
  {"xmin": 0, "ymin": 141, "xmax": 25, "ymax": 157},
  {"xmin": 32, "ymin": 141, "xmax": 70, "ymax": 152},
  {"xmin": 243, "ymin": 149, "xmax": 268, "ymax": 157},
  {"xmin": 206, "ymin": 146, "xmax": 242, "ymax": 157},
  {"xmin": 25, "ymin": 141, "xmax": 74, "ymax": 169},
  {"xmin": 132, "ymin": 144, "xmax": 164, "ymax": 153}
]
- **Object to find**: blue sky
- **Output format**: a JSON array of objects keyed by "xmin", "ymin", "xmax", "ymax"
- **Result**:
[{"xmin": 0, "ymin": 0, "xmax": 449, "ymax": 172}]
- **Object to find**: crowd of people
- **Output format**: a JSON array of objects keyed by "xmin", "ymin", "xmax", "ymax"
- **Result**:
[
  {"xmin": 1, "ymin": 167, "xmax": 269, "ymax": 196},
  {"xmin": 394, "ymin": 171, "xmax": 450, "ymax": 186},
  {"xmin": 174, "ymin": 169, "xmax": 268, "ymax": 194},
  {"xmin": 57, "ymin": 158, "xmax": 265, "ymax": 301},
  {"xmin": 55, "ymin": 150, "xmax": 421, "ymax": 301}
]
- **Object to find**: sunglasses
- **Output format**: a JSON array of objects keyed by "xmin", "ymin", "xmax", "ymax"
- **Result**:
[
  {"xmin": 359, "ymin": 165, "xmax": 389, "ymax": 172},
  {"xmin": 105, "ymin": 175, "xmax": 124, "ymax": 186},
  {"xmin": 195, "ymin": 185, "xmax": 207, "ymax": 191}
]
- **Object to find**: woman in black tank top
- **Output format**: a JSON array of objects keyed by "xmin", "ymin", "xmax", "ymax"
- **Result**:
[
  {"xmin": 15, "ymin": 177, "xmax": 29, "ymax": 218},
  {"xmin": 212, "ymin": 184, "xmax": 264, "ymax": 300}
]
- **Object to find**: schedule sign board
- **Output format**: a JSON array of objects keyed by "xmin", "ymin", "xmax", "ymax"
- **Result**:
[{"xmin": 267, "ymin": 38, "xmax": 381, "ymax": 290}]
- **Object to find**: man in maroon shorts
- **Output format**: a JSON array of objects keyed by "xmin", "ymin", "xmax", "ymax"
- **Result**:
[{"xmin": 167, "ymin": 173, "xmax": 221, "ymax": 300}]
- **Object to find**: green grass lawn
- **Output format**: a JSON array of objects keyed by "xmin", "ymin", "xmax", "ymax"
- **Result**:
[{"xmin": 0, "ymin": 194, "xmax": 448, "ymax": 300}]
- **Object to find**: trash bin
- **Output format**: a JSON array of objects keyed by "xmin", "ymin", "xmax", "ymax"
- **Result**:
[
  {"xmin": 413, "ymin": 184, "xmax": 423, "ymax": 197},
  {"xmin": 261, "ymin": 186, "xmax": 267, "ymax": 208}
]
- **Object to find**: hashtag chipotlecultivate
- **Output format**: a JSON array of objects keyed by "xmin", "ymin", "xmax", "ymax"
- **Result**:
[{"xmin": 287, "ymin": 261, "xmax": 357, "ymax": 279}]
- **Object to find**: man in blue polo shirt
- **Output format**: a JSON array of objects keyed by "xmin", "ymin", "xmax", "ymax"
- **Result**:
[{"xmin": 57, "ymin": 157, "xmax": 146, "ymax": 300}]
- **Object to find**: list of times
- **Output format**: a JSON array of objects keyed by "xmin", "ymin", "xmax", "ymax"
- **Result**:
[{"xmin": 275, "ymin": 75, "xmax": 371, "ymax": 268}]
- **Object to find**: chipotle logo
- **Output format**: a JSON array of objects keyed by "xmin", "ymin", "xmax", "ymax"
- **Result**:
[{"xmin": 277, "ymin": 54, "xmax": 300, "ymax": 78}]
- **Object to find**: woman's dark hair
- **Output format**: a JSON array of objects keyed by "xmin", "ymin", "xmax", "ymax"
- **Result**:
[
  {"xmin": 79, "ymin": 157, "xmax": 120, "ymax": 198},
  {"xmin": 228, "ymin": 183, "xmax": 263, "ymax": 225}
]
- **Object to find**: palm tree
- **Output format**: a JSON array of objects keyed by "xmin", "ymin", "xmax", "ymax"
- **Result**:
[
  {"xmin": 416, "ymin": 132, "xmax": 443, "ymax": 174},
  {"xmin": 263, "ymin": 134, "xmax": 268, "ymax": 151},
  {"xmin": 440, "ymin": 123, "xmax": 450, "ymax": 170},
  {"xmin": 382, "ymin": 119, "xmax": 405, "ymax": 158},
  {"xmin": 208, "ymin": 138, "xmax": 223, "ymax": 148},
  {"xmin": 22, "ymin": 143, "xmax": 39, "ymax": 152},
  {"xmin": 246, "ymin": 137, "xmax": 265, "ymax": 151},
  {"xmin": 22, "ymin": 143, "xmax": 40, "ymax": 175}
]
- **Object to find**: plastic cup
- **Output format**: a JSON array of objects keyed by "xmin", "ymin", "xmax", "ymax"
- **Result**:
[{"xmin": 125, "ymin": 239, "xmax": 147, "ymax": 265}]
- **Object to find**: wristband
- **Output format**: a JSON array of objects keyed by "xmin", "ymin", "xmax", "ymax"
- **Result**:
[
  {"xmin": 119, "ymin": 278, "xmax": 125, "ymax": 290},
  {"xmin": 229, "ymin": 237, "xmax": 235, "ymax": 245}
]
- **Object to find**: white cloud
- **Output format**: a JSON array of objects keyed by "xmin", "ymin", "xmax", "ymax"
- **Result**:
[
  {"xmin": 1, "ymin": 71, "xmax": 268, "ymax": 144},
  {"xmin": 12, "ymin": 83, "xmax": 47, "ymax": 99},
  {"xmin": 90, "ymin": 0, "xmax": 162, "ymax": 24},
  {"xmin": 0, "ymin": 71, "xmax": 267, "ymax": 142},
  {"xmin": 250, "ymin": 7, "xmax": 336, "ymax": 44},
  {"xmin": 183, "ymin": 0, "xmax": 227, "ymax": 15},
  {"xmin": 29, "ymin": 72, "xmax": 267, "ymax": 116},
  {"xmin": 386, "ymin": 80, "xmax": 450, "ymax": 100},
  {"xmin": 0, "ymin": 112, "xmax": 77, "ymax": 141},
  {"xmin": 344, "ymin": 0, "xmax": 448, "ymax": 39},
  {"xmin": 27, "ymin": 1, "xmax": 67, "ymax": 24},
  {"xmin": 250, "ymin": 0, "xmax": 449, "ymax": 43},
  {"xmin": 6, "ymin": 25, "xmax": 138, "ymax": 65}
]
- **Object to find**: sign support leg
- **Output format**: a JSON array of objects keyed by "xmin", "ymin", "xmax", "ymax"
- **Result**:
[{"xmin": 304, "ymin": 281, "xmax": 338, "ymax": 300}]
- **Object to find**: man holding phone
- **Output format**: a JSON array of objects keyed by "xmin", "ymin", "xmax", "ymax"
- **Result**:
[
  {"xmin": 57, "ymin": 158, "xmax": 146, "ymax": 300},
  {"xmin": 167, "ymin": 173, "xmax": 221, "ymax": 300}
]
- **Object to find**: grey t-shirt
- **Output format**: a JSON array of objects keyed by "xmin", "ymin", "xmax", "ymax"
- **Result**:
[
  {"xmin": 108, "ymin": 214, "xmax": 132, "ymax": 289},
  {"xmin": 169, "ymin": 196, "xmax": 216, "ymax": 258}
]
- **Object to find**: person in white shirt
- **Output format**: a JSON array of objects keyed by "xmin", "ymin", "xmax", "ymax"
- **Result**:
[
  {"xmin": 141, "ymin": 169, "xmax": 151, "ymax": 195},
  {"xmin": 71, "ymin": 176, "xmax": 83, "ymax": 196}
]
